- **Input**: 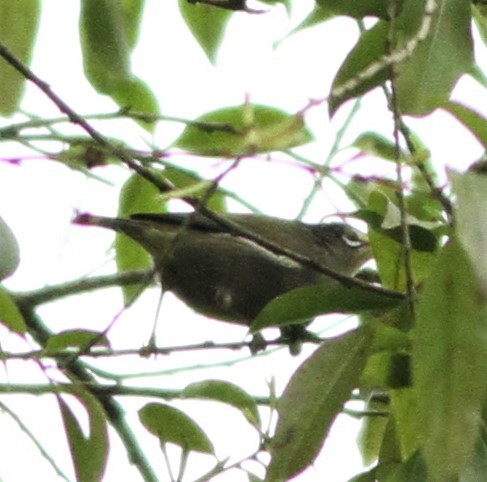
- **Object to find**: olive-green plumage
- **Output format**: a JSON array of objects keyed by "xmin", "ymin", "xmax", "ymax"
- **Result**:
[{"xmin": 74, "ymin": 212, "xmax": 371, "ymax": 351}]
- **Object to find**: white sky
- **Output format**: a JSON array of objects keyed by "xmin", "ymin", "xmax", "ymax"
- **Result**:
[{"xmin": 0, "ymin": 1, "xmax": 486, "ymax": 481}]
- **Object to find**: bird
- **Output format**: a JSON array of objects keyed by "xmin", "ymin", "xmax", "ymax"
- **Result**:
[{"xmin": 74, "ymin": 211, "xmax": 371, "ymax": 353}]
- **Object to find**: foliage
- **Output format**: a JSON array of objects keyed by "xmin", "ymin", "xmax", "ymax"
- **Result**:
[{"xmin": 0, "ymin": 0, "xmax": 487, "ymax": 481}]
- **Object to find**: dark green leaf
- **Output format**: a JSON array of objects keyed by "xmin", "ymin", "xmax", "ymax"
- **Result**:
[
  {"xmin": 395, "ymin": 0, "xmax": 473, "ymax": 115},
  {"xmin": 0, "ymin": 287, "xmax": 26, "ymax": 334},
  {"xmin": 381, "ymin": 451, "xmax": 427, "ymax": 482},
  {"xmin": 316, "ymin": 0, "xmax": 405, "ymax": 19},
  {"xmin": 175, "ymin": 104, "xmax": 313, "ymax": 157},
  {"xmin": 459, "ymin": 425, "xmax": 487, "ymax": 481},
  {"xmin": 58, "ymin": 389, "xmax": 108, "ymax": 482},
  {"xmin": 413, "ymin": 241, "xmax": 487, "ymax": 480},
  {"xmin": 258, "ymin": 0, "xmax": 290, "ymax": 10},
  {"xmin": 442, "ymin": 101, "xmax": 487, "ymax": 149},
  {"xmin": 79, "ymin": 0, "xmax": 158, "ymax": 129},
  {"xmin": 266, "ymin": 327, "xmax": 370, "ymax": 481},
  {"xmin": 0, "ymin": 0, "xmax": 40, "ymax": 115},
  {"xmin": 139, "ymin": 402, "xmax": 214, "ymax": 454},
  {"xmin": 45, "ymin": 330, "xmax": 110, "ymax": 354},
  {"xmin": 178, "ymin": 0, "xmax": 232, "ymax": 63},
  {"xmin": 182, "ymin": 380, "xmax": 260, "ymax": 428},
  {"xmin": 329, "ymin": 21, "xmax": 388, "ymax": 116},
  {"xmin": 348, "ymin": 467, "xmax": 378, "ymax": 482},
  {"xmin": 376, "ymin": 416, "xmax": 403, "ymax": 479},
  {"xmin": 252, "ymin": 282, "xmax": 401, "ymax": 331},
  {"xmin": 0, "ymin": 216, "xmax": 19, "ymax": 280}
]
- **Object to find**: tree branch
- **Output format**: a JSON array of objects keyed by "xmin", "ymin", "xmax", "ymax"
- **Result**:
[
  {"xmin": 15, "ymin": 301, "xmax": 159, "ymax": 482},
  {"xmin": 14, "ymin": 269, "xmax": 153, "ymax": 306}
]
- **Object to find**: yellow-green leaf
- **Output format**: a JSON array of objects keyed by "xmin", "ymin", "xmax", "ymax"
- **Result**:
[
  {"xmin": 116, "ymin": 173, "xmax": 166, "ymax": 302},
  {"xmin": 0, "ymin": 0, "xmax": 40, "ymax": 115},
  {"xmin": 139, "ymin": 402, "xmax": 214, "ymax": 454},
  {"xmin": 175, "ymin": 104, "xmax": 313, "ymax": 157},
  {"xmin": 0, "ymin": 287, "xmax": 26, "ymax": 334},
  {"xmin": 182, "ymin": 379, "xmax": 260, "ymax": 428},
  {"xmin": 178, "ymin": 0, "xmax": 232, "ymax": 64}
]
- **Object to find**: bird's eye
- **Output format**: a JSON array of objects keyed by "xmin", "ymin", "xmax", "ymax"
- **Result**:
[{"xmin": 341, "ymin": 229, "xmax": 367, "ymax": 248}]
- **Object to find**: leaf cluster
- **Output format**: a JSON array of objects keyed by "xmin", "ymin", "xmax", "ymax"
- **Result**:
[{"xmin": 1, "ymin": 1, "xmax": 487, "ymax": 482}]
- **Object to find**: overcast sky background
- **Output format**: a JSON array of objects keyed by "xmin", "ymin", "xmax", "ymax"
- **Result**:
[{"xmin": 0, "ymin": 1, "xmax": 486, "ymax": 481}]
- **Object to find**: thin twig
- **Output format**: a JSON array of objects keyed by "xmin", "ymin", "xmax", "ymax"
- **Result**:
[
  {"xmin": 386, "ymin": 0, "xmax": 417, "ymax": 315},
  {"xmin": 15, "ymin": 303, "xmax": 159, "ymax": 482},
  {"xmin": 14, "ymin": 269, "xmax": 153, "ymax": 306},
  {"xmin": 0, "ymin": 382, "xmax": 271, "ymax": 406},
  {"xmin": 330, "ymin": 0, "xmax": 438, "ymax": 103},
  {"xmin": 0, "ymin": 40, "xmax": 175, "ymax": 196},
  {"xmin": 0, "ymin": 400, "xmax": 71, "ymax": 481}
]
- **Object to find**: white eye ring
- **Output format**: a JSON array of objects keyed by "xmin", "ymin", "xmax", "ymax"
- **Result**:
[{"xmin": 342, "ymin": 233, "xmax": 366, "ymax": 248}]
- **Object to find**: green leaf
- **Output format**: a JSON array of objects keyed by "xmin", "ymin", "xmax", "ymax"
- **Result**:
[
  {"xmin": 163, "ymin": 166, "xmax": 227, "ymax": 212},
  {"xmin": 121, "ymin": 0, "xmax": 146, "ymax": 49},
  {"xmin": 395, "ymin": 0, "xmax": 473, "ymax": 115},
  {"xmin": 390, "ymin": 388, "xmax": 421, "ymax": 461},
  {"xmin": 252, "ymin": 282, "xmax": 401, "ymax": 331},
  {"xmin": 460, "ymin": 425, "xmax": 487, "ymax": 481},
  {"xmin": 111, "ymin": 76, "xmax": 159, "ymax": 129},
  {"xmin": 57, "ymin": 389, "xmax": 108, "ymax": 482},
  {"xmin": 453, "ymin": 172, "xmax": 487, "ymax": 286},
  {"xmin": 182, "ymin": 379, "xmax": 260, "ymax": 428},
  {"xmin": 381, "ymin": 450, "xmax": 427, "ymax": 482},
  {"xmin": 316, "ymin": 0, "xmax": 405, "ymax": 19},
  {"xmin": 474, "ymin": 4, "xmax": 487, "ymax": 46},
  {"xmin": 0, "ymin": 216, "xmax": 19, "ymax": 280},
  {"xmin": 79, "ymin": 0, "xmax": 158, "ymax": 129},
  {"xmin": 352, "ymin": 132, "xmax": 404, "ymax": 161},
  {"xmin": 0, "ymin": 0, "xmax": 40, "ymax": 115},
  {"xmin": 259, "ymin": 0, "xmax": 290, "ymax": 11},
  {"xmin": 357, "ymin": 397, "xmax": 390, "ymax": 465},
  {"xmin": 0, "ymin": 287, "xmax": 26, "ymax": 334},
  {"xmin": 348, "ymin": 467, "xmax": 379, "ymax": 482},
  {"xmin": 376, "ymin": 417, "xmax": 403, "ymax": 479},
  {"xmin": 80, "ymin": 0, "xmax": 131, "ymax": 92},
  {"xmin": 178, "ymin": 0, "xmax": 232, "ymax": 64},
  {"xmin": 139, "ymin": 402, "xmax": 214, "ymax": 454},
  {"xmin": 442, "ymin": 101, "xmax": 487, "ymax": 149},
  {"xmin": 175, "ymin": 104, "xmax": 313, "ymax": 157},
  {"xmin": 45, "ymin": 330, "xmax": 110, "ymax": 354},
  {"xmin": 369, "ymin": 227, "xmax": 437, "ymax": 291},
  {"xmin": 266, "ymin": 327, "xmax": 370, "ymax": 481},
  {"xmin": 413, "ymin": 241, "xmax": 487, "ymax": 480},
  {"xmin": 116, "ymin": 173, "xmax": 167, "ymax": 302},
  {"xmin": 329, "ymin": 21, "xmax": 388, "ymax": 116},
  {"xmin": 279, "ymin": 4, "xmax": 334, "ymax": 42}
]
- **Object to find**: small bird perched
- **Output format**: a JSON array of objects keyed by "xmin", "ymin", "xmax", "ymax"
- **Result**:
[{"xmin": 74, "ymin": 212, "xmax": 371, "ymax": 352}]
